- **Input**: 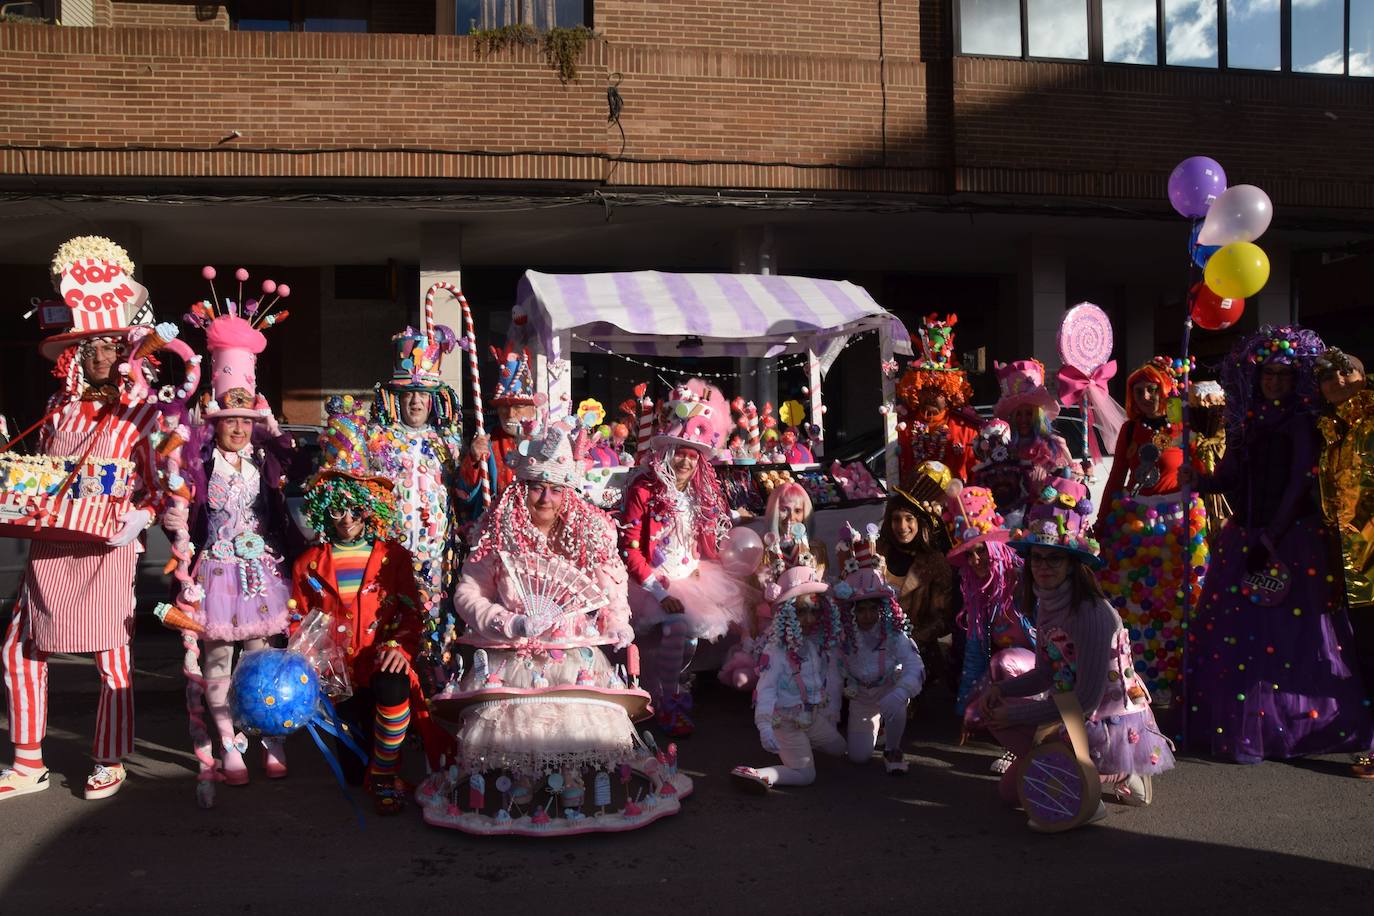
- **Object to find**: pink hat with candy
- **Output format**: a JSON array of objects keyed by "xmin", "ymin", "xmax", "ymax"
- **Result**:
[
  {"xmin": 651, "ymin": 385, "xmax": 724, "ymax": 454},
  {"xmin": 944, "ymin": 485, "xmax": 1011, "ymax": 561},
  {"xmin": 993, "ymin": 359, "xmax": 1060, "ymax": 421},
  {"xmin": 187, "ymin": 267, "xmax": 290, "ymax": 422}
]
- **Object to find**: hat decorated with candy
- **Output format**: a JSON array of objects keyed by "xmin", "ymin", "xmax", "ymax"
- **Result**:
[
  {"xmin": 832, "ymin": 523, "xmax": 896, "ymax": 603},
  {"xmin": 184, "ymin": 267, "xmax": 292, "ymax": 421},
  {"xmin": 896, "ymin": 313, "xmax": 973, "ymax": 411},
  {"xmin": 506, "ymin": 424, "xmax": 584, "ymax": 489},
  {"xmin": 308, "ymin": 395, "xmax": 394, "ymax": 491},
  {"xmin": 651, "ymin": 385, "xmax": 724, "ymax": 454},
  {"xmin": 891, "ymin": 460, "xmax": 952, "ymax": 522},
  {"xmin": 944, "ymin": 485, "xmax": 1011, "ymax": 560},
  {"xmin": 39, "ymin": 236, "xmax": 151, "ymax": 361},
  {"xmin": 762, "ymin": 564, "xmax": 830, "ymax": 607},
  {"xmin": 993, "ymin": 359, "xmax": 1060, "ymax": 421},
  {"xmin": 1009, "ymin": 476, "xmax": 1100, "ymax": 567},
  {"xmin": 490, "ymin": 346, "xmax": 539, "ymax": 406}
]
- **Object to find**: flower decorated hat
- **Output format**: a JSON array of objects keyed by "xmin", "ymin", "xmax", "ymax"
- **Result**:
[
  {"xmin": 506, "ymin": 424, "xmax": 585, "ymax": 489},
  {"xmin": 896, "ymin": 313, "xmax": 973, "ymax": 411},
  {"xmin": 944, "ymin": 485, "xmax": 1011, "ymax": 560},
  {"xmin": 993, "ymin": 358, "xmax": 1060, "ymax": 421},
  {"xmin": 1009, "ymin": 475, "xmax": 1101, "ymax": 568},
  {"xmin": 832, "ymin": 522, "xmax": 896, "ymax": 603},
  {"xmin": 40, "ymin": 236, "xmax": 151, "ymax": 361}
]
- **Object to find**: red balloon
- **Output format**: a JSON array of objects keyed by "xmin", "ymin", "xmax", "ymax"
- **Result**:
[{"xmin": 1189, "ymin": 282, "xmax": 1245, "ymax": 331}]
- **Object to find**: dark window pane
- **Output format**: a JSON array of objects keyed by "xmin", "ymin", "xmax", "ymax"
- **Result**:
[
  {"xmin": 958, "ymin": 0, "xmax": 1023, "ymax": 56},
  {"xmin": 1353, "ymin": 0, "xmax": 1374, "ymax": 75},
  {"xmin": 234, "ymin": 0, "xmax": 292, "ymax": 31},
  {"xmin": 303, "ymin": 0, "xmax": 368, "ymax": 32},
  {"xmin": 1293, "ymin": 0, "xmax": 1346, "ymax": 73},
  {"xmin": 1227, "ymin": 0, "xmax": 1281, "ymax": 70},
  {"xmin": 1164, "ymin": 0, "xmax": 1218, "ymax": 67},
  {"xmin": 1103, "ymin": 0, "xmax": 1159, "ymax": 64},
  {"xmin": 1028, "ymin": 0, "xmax": 1089, "ymax": 59}
]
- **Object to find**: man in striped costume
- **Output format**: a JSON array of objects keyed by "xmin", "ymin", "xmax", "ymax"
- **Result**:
[{"xmin": 2, "ymin": 237, "xmax": 166, "ymax": 803}]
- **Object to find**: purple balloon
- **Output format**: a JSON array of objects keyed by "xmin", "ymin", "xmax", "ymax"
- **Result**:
[{"xmin": 1167, "ymin": 156, "xmax": 1227, "ymax": 219}]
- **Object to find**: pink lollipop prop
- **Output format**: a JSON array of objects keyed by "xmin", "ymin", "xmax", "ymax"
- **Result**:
[{"xmin": 1055, "ymin": 303, "xmax": 1123, "ymax": 462}]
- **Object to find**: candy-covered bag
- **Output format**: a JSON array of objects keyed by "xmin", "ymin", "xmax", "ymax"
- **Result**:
[
  {"xmin": 287, "ymin": 609, "xmax": 354, "ymax": 700},
  {"xmin": 1017, "ymin": 692, "xmax": 1100, "ymax": 833}
]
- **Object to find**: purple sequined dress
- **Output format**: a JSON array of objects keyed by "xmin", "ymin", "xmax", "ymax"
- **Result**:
[{"xmin": 1187, "ymin": 404, "xmax": 1374, "ymax": 762}]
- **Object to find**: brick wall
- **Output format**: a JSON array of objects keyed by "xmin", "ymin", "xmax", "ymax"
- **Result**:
[
  {"xmin": 1, "ymin": 2, "xmax": 1372, "ymax": 209},
  {"xmin": 110, "ymin": 1, "xmax": 227, "ymax": 28}
]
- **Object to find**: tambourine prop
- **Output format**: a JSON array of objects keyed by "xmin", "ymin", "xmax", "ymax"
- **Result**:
[{"xmin": 1017, "ymin": 692, "xmax": 1101, "ymax": 833}]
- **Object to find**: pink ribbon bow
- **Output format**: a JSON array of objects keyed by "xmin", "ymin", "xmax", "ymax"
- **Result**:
[{"xmin": 1056, "ymin": 361, "xmax": 1117, "ymax": 462}]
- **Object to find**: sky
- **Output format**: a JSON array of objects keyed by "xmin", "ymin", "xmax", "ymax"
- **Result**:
[{"xmin": 961, "ymin": 0, "xmax": 1374, "ymax": 74}]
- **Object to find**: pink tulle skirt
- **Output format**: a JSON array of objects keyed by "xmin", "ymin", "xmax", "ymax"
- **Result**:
[
  {"xmin": 455, "ymin": 647, "xmax": 640, "ymax": 776},
  {"xmin": 628, "ymin": 560, "xmax": 749, "ymax": 642},
  {"xmin": 197, "ymin": 556, "xmax": 290, "ymax": 642}
]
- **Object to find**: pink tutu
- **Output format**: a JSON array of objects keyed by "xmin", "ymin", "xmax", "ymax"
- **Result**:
[
  {"xmin": 628, "ymin": 560, "xmax": 749, "ymax": 642},
  {"xmin": 455, "ymin": 647, "xmax": 640, "ymax": 776},
  {"xmin": 197, "ymin": 556, "xmax": 289, "ymax": 642}
]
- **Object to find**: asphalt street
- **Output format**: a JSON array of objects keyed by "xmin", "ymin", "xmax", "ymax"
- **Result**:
[{"xmin": 1, "ymin": 628, "xmax": 1371, "ymax": 915}]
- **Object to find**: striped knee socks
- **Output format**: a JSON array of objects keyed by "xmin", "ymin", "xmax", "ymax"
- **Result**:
[{"xmin": 368, "ymin": 700, "xmax": 410, "ymax": 777}]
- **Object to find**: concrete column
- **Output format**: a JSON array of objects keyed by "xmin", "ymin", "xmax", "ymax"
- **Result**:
[
  {"xmin": 1254, "ymin": 239, "xmax": 1292, "ymax": 327},
  {"xmin": 420, "ymin": 222, "xmax": 466, "ymax": 401},
  {"xmin": 1122, "ymin": 284, "xmax": 1157, "ymax": 380},
  {"xmin": 733, "ymin": 226, "xmax": 778, "ymax": 409},
  {"xmin": 1018, "ymin": 235, "xmax": 1066, "ymax": 371}
]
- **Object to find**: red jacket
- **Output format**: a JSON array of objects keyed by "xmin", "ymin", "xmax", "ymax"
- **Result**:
[
  {"xmin": 898, "ymin": 411, "xmax": 980, "ymax": 486},
  {"xmin": 617, "ymin": 475, "xmax": 721, "ymax": 599},
  {"xmin": 288, "ymin": 539, "xmax": 423, "ymax": 686}
]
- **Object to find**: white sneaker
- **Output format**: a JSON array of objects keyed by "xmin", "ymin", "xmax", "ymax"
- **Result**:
[
  {"xmin": 84, "ymin": 763, "xmax": 127, "ymax": 800},
  {"xmin": 883, "ymin": 752, "xmax": 909, "ymax": 775},
  {"xmin": 0, "ymin": 767, "xmax": 50, "ymax": 802},
  {"xmin": 1106, "ymin": 773, "xmax": 1153, "ymax": 807},
  {"xmin": 730, "ymin": 766, "xmax": 773, "ymax": 795},
  {"xmin": 990, "ymin": 750, "xmax": 1016, "ymax": 774}
]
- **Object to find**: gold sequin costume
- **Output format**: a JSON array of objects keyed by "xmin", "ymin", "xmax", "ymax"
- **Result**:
[{"xmin": 1318, "ymin": 387, "xmax": 1374, "ymax": 609}]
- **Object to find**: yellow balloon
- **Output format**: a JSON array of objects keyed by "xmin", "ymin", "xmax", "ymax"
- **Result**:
[{"xmin": 1204, "ymin": 242, "xmax": 1270, "ymax": 299}]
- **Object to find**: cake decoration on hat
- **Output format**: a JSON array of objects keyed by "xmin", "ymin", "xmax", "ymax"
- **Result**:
[
  {"xmin": 184, "ymin": 266, "xmax": 291, "ymax": 421},
  {"xmin": 993, "ymin": 359, "xmax": 1061, "ymax": 421},
  {"xmin": 1009, "ymin": 475, "xmax": 1100, "ymax": 567},
  {"xmin": 944, "ymin": 485, "xmax": 1011, "ymax": 560}
]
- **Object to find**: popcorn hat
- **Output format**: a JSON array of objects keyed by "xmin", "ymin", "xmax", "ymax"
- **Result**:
[{"xmin": 39, "ymin": 236, "xmax": 150, "ymax": 361}]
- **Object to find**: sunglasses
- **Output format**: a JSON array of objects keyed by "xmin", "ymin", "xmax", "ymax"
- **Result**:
[{"xmin": 327, "ymin": 506, "xmax": 364, "ymax": 521}]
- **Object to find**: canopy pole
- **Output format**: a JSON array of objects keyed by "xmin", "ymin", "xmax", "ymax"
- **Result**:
[
  {"xmin": 806, "ymin": 344, "xmax": 824, "ymax": 458},
  {"xmin": 879, "ymin": 321, "xmax": 898, "ymax": 485}
]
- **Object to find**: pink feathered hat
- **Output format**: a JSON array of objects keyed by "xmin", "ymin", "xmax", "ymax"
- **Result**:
[
  {"xmin": 204, "ymin": 315, "xmax": 269, "ymax": 421},
  {"xmin": 993, "ymin": 359, "xmax": 1060, "ymax": 421}
]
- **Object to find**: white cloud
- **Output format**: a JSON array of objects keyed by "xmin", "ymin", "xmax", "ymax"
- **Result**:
[
  {"xmin": 1166, "ymin": 0, "xmax": 1218, "ymax": 64},
  {"xmin": 1027, "ymin": 0, "xmax": 1089, "ymax": 59},
  {"xmin": 1103, "ymin": 0, "xmax": 1157, "ymax": 63},
  {"xmin": 1351, "ymin": 50, "xmax": 1374, "ymax": 76}
]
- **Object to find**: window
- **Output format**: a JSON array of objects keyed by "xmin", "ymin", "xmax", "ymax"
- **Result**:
[
  {"xmin": 1027, "ymin": 0, "xmax": 1090, "ymax": 59},
  {"xmin": 1227, "ymin": 0, "xmax": 1282, "ymax": 70},
  {"xmin": 233, "ymin": 1, "xmax": 369, "ymax": 33},
  {"xmin": 956, "ymin": 0, "xmax": 1374, "ymax": 75},
  {"xmin": 1103, "ymin": 0, "xmax": 1159, "ymax": 63},
  {"xmin": 1164, "ymin": 0, "xmax": 1218, "ymax": 67},
  {"xmin": 1293, "ymin": 0, "xmax": 1346, "ymax": 73},
  {"xmin": 456, "ymin": 0, "xmax": 590, "ymax": 35}
]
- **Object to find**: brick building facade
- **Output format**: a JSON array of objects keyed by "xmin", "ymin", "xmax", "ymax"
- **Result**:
[{"xmin": 1, "ymin": 0, "xmax": 1371, "ymax": 435}]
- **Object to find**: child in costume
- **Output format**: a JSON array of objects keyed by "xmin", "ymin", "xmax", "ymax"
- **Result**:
[
  {"xmin": 289, "ymin": 397, "xmax": 432, "ymax": 813},
  {"xmin": 460, "ymin": 347, "xmax": 541, "ymax": 500},
  {"xmin": 876, "ymin": 462, "xmax": 957, "ymax": 688},
  {"xmin": 2, "ymin": 236, "xmax": 167, "ymax": 803},
  {"xmin": 1314, "ymin": 349, "xmax": 1374, "ymax": 777},
  {"xmin": 1094, "ymin": 356, "xmax": 1208, "ymax": 706},
  {"xmin": 731, "ymin": 565, "xmax": 845, "ymax": 792},
  {"xmin": 944, "ymin": 485, "xmax": 1034, "ymax": 743},
  {"xmin": 895, "ymin": 314, "xmax": 980, "ymax": 486},
  {"xmin": 833, "ymin": 525, "xmax": 925, "ymax": 775},
  {"xmin": 1187, "ymin": 328, "xmax": 1374, "ymax": 764},
  {"xmin": 621, "ymin": 386, "xmax": 747, "ymax": 737},
  {"xmin": 166, "ymin": 288, "xmax": 301, "ymax": 784},
  {"xmin": 973, "ymin": 484, "xmax": 1174, "ymax": 821},
  {"xmin": 366, "ymin": 310, "xmax": 465, "ymax": 685}
]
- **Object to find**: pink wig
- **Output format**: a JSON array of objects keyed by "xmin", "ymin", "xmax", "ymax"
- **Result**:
[
  {"xmin": 954, "ymin": 540, "xmax": 1023, "ymax": 641},
  {"xmin": 764, "ymin": 482, "xmax": 813, "ymax": 542},
  {"xmin": 648, "ymin": 444, "xmax": 731, "ymax": 554}
]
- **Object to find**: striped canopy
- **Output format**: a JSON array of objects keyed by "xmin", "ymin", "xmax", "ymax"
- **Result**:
[{"xmin": 516, "ymin": 270, "xmax": 911, "ymax": 373}]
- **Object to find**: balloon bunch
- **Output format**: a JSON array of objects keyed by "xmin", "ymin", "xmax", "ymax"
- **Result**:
[{"xmin": 1168, "ymin": 157, "xmax": 1275, "ymax": 330}]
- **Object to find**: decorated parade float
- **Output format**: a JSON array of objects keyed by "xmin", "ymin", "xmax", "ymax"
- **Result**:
[{"xmin": 507, "ymin": 269, "xmax": 913, "ymax": 542}]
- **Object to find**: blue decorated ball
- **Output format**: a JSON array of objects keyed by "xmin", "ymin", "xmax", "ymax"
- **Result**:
[{"xmin": 230, "ymin": 649, "xmax": 320, "ymax": 737}]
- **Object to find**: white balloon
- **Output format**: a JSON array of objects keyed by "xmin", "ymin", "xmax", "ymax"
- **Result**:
[{"xmin": 1198, "ymin": 184, "xmax": 1273, "ymax": 246}]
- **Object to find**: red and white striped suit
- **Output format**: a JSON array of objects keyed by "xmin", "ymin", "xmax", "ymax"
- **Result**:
[{"xmin": 3, "ymin": 394, "xmax": 160, "ymax": 763}]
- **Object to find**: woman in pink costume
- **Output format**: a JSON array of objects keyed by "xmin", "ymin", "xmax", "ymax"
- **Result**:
[{"xmin": 621, "ymin": 386, "xmax": 746, "ymax": 737}]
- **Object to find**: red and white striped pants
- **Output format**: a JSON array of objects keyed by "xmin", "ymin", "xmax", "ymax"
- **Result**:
[{"xmin": 3, "ymin": 600, "xmax": 134, "ymax": 762}]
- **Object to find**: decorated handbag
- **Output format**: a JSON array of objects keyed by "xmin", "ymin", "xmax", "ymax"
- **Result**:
[{"xmin": 1016, "ymin": 692, "xmax": 1100, "ymax": 833}]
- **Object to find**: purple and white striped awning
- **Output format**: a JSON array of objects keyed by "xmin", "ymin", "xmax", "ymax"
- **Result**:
[{"xmin": 516, "ymin": 270, "xmax": 911, "ymax": 372}]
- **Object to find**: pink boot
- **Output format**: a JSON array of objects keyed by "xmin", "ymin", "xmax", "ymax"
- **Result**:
[
  {"xmin": 205, "ymin": 677, "xmax": 248, "ymax": 786},
  {"xmin": 262, "ymin": 738, "xmax": 287, "ymax": 779}
]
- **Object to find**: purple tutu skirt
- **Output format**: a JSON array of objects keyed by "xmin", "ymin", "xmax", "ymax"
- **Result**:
[
  {"xmin": 1085, "ymin": 708, "xmax": 1176, "ymax": 776},
  {"xmin": 197, "ymin": 556, "xmax": 290, "ymax": 642},
  {"xmin": 1187, "ymin": 516, "xmax": 1374, "ymax": 762}
]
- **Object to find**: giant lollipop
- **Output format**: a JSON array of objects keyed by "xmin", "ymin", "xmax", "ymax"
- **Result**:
[{"xmin": 1055, "ymin": 303, "xmax": 1125, "ymax": 463}]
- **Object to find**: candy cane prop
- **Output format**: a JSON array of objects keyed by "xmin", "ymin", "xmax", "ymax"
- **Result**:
[
  {"xmin": 745, "ymin": 400, "xmax": 760, "ymax": 458},
  {"xmin": 633, "ymin": 383, "xmax": 655, "ymax": 459},
  {"xmin": 426, "ymin": 282, "xmax": 490, "ymax": 507}
]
